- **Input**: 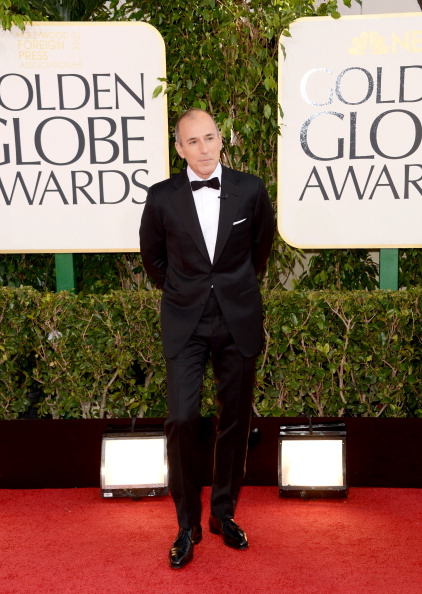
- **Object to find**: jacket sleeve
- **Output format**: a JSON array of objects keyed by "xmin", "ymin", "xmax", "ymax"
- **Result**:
[
  {"xmin": 139, "ymin": 188, "xmax": 167, "ymax": 289},
  {"xmin": 251, "ymin": 179, "xmax": 275, "ymax": 275}
]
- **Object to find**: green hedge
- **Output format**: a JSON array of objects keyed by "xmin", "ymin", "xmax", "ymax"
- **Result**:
[{"xmin": 0, "ymin": 287, "xmax": 420, "ymax": 420}]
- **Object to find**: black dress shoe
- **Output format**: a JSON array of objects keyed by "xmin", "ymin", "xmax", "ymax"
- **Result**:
[
  {"xmin": 209, "ymin": 515, "xmax": 248, "ymax": 550},
  {"xmin": 168, "ymin": 525, "xmax": 202, "ymax": 569}
]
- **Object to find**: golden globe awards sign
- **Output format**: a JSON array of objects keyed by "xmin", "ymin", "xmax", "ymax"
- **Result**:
[
  {"xmin": 278, "ymin": 13, "xmax": 422, "ymax": 248},
  {"xmin": 0, "ymin": 22, "xmax": 167, "ymax": 252}
]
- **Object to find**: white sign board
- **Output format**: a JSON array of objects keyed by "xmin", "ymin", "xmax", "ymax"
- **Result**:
[
  {"xmin": 0, "ymin": 22, "xmax": 168, "ymax": 253},
  {"xmin": 278, "ymin": 13, "xmax": 422, "ymax": 248}
]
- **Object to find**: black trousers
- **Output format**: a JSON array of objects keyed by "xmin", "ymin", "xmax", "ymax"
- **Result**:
[{"xmin": 164, "ymin": 290, "xmax": 257, "ymax": 529}]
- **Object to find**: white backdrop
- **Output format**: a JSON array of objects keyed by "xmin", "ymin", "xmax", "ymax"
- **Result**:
[
  {"xmin": 278, "ymin": 13, "xmax": 422, "ymax": 248},
  {"xmin": 0, "ymin": 22, "xmax": 168, "ymax": 253}
]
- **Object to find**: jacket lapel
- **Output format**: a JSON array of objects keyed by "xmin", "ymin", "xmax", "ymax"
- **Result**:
[
  {"xmin": 213, "ymin": 169, "xmax": 240, "ymax": 265},
  {"xmin": 171, "ymin": 171, "xmax": 211, "ymax": 264}
]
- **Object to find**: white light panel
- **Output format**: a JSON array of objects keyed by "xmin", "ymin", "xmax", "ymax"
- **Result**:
[
  {"xmin": 102, "ymin": 436, "xmax": 167, "ymax": 489},
  {"xmin": 281, "ymin": 439, "xmax": 344, "ymax": 487}
]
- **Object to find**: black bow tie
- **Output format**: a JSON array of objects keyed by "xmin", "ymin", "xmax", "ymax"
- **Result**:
[{"xmin": 190, "ymin": 177, "xmax": 220, "ymax": 191}]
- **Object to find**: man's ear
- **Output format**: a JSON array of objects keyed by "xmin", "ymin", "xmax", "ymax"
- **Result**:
[{"xmin": 175, "ymin": 141, "xmax": 185, "ymax": 159}]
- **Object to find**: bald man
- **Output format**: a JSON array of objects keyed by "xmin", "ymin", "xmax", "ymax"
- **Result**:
[{"xmin": 140, "ymin": 108, "xmax": 275, "ymax": 568}]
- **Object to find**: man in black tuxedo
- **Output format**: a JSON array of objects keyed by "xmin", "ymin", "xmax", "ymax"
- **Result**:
[{"xmin": 140, "ymin": 108, "xmax": 274, "ymax": 569}]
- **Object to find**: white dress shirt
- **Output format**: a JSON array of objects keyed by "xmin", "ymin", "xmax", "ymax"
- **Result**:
[{"xmin": 187, "ymin": 163, "xmax": 222, "ymax": 264}]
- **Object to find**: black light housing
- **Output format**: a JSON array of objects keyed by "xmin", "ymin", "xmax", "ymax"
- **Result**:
[
  {"xmin": 101, "ymin": 424, "xmax": 168, "ymax": 499},
  {"xmin": 278, "ymin": 420, "xmax": 347, "ymax": 499}
]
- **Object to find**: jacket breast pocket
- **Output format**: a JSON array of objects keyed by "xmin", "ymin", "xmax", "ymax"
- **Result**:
[{"xmin": 230, "ymin": 218, "xmax": 250, "ymax": 245}]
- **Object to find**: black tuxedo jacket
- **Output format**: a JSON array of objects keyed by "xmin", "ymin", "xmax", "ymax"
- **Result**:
[{"xmin": 140, "ymin": 165, "xmax": 275, "ymax": 358}]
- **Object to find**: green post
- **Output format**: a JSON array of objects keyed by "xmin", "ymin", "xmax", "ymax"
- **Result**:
[
  {"xmin": 55, "ymin": 253, "xmax": 76, "ymax": 292},
  {"xmin": 379, "ymin": 249, "xmax": 399, "ymax": 290}
]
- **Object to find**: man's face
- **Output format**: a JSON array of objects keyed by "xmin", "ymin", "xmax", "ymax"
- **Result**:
[{"xmin": 175, "ymin": 112, "xmax": 223, "ymax": 179}]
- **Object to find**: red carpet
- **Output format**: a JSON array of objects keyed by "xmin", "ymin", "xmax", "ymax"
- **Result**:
[{"xmin": 1, "ymin": 487, "xmax": 421, "ymax": 593}]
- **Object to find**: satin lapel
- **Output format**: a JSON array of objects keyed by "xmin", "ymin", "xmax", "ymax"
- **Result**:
[
  {"xmin": 213, "ymin": 173, "xmax": 240, "ymax": 265},
  {"xmin": 170, "ymin": 173, "xmax": 211, "ymax": 264}
]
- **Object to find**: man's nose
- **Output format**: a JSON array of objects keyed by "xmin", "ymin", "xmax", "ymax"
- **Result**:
[{"xmin": 198, "ymin": 140, "xmax": 208, "ymax": 153}]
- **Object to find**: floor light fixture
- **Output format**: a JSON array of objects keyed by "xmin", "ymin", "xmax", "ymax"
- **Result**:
[
  {"xmin": 101, "ymin": 425, "xmax": 168, "ymax": 499},
  {"xmin": 278, "ymin": 420, "xmax": 347, "ymax": 498}
]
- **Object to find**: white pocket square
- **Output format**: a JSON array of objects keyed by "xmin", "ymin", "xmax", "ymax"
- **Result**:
[{"xmin": 233, "ymin": 218, "xmax": 246, "ymax": 226}]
